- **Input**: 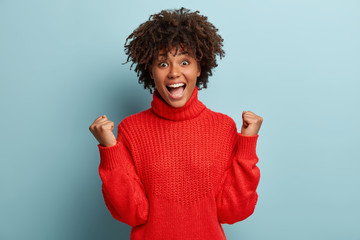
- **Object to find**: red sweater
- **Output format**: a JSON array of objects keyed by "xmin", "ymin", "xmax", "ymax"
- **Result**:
[{"xmin": 97, "ymin": 87, "xmax": 260, "ymax": 240}]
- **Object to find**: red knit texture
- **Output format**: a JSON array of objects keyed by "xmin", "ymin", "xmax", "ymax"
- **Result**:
[{"xmin": 97, "ymin": 87, "xmax": 260, "ymax": 240}]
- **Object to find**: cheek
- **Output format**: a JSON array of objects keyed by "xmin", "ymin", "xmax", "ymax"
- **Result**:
[
  {"xmin": 186, "ymin": 69, "xmax": 199, "ymax": 82},
  {"xmin": 151, "ymin": 69, "xmax": 162, "ymax": 79},
  {"xmin": 150, "ymin": 65, "xmax": 158, "ymax": 79},
  {"xmin": 153, "ymin": 76, "xmax": 164, "ymax": 89},
  {"xmin": 153, "ymin": 79, "xmax": 160, "ymax": 88}
]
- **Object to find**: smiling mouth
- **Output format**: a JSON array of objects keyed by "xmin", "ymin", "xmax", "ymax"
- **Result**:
[{"xmin": 166, "ymin": 83, "xmax": 186, "ymax": 99}]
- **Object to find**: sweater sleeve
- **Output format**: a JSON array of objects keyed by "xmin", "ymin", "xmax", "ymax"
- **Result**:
[
  {"xmin": 97, "ymin": 126, "xmax": 149, "ymax": 227},
  {"xmin": 216, "ymin": 131, "xmax": 260, "ymax": 224}
]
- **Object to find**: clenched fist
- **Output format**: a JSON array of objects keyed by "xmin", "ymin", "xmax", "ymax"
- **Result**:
[
  {"xmin": 89, "ymin": 115, "xmax": 117, "ymax": 147},
  {"xmin": 241, "ymin": 111, "xmax": 263, "ymax": 136}
]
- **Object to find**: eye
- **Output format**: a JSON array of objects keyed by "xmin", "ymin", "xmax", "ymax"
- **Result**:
[
  {"xmin": 158, "ymin": 62, "xmax": 168, "ymax": 67},
  {"xmin": 181, "ymin": 60, "xmax": 190, "ymax": 65}
]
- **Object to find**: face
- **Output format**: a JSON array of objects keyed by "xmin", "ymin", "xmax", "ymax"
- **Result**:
[{"xmin": 149, "ymin": 46, "xmax": 201, "ymax": 108}]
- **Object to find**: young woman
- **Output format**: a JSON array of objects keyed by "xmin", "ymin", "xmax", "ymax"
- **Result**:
[{"xmin": 89, "ymin": 7, "xmax": 263, "ymax": 240}]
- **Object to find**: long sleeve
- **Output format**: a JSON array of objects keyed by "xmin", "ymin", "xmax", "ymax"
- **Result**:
[
  {"xmin": 97, "ymin": 128, "xmax": 149, "ymax": 227},
  {"xmin": 216, "ymin": 132, "xmax": 260, "ymax": 224}
]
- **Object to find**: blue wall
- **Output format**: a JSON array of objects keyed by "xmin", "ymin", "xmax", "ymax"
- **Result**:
[{"xmin": 1, "ymin": 0, "xmax": 359, "ymax": 239}]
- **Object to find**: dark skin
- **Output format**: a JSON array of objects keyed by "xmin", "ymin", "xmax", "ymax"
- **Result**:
[
  {"xmin": 122, "ymin": 7, "xmax": 225, "ymax": 93},
  {"xmin": 89, "ymin": 8, "xmax": 263, "ymax": 146},
  {"xmin": 89, "ymin": 110, "xmax": 262, "ymax": 148}
]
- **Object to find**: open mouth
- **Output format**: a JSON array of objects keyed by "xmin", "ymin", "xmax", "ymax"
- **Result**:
[{"xmin": 166, "ymin": 83, "xmax": 186, "ymax": 99}]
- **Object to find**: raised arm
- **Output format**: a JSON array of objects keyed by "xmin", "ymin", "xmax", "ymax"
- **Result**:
[
  {"xmin": 215, "ymin": 131, "xmax": 260, "ymax": 224},
  {"xmin": 97, "ymin": 126, "xmax": 149, "ymax": 227}
]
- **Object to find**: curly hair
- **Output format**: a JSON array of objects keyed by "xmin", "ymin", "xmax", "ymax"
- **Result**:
[{"xmin": 123, "ymin": 7, "xmax": 225, "ymax": 93}]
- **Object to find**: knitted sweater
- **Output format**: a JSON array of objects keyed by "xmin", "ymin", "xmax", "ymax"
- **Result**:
[{"xmin": 97, "ymin": 87, "xmax": 260, "ymax": 240}]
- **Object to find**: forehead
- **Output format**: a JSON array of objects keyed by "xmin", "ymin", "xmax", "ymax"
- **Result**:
[{"xmin": 156, "ymin": 45, "xmax": 192, "ymax": 59}]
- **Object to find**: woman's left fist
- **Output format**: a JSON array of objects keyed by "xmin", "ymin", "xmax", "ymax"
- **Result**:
[{"xmin": 240, "ymin": 111, "xmax": 263, "ymax": 136}]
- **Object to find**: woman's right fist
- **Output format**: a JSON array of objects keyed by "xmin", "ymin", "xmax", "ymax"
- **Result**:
[{"xmin": 89, "ymin": 115, "xmax": 117, "ymax": 147}]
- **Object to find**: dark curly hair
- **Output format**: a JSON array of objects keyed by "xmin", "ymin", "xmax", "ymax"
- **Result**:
[{"xmin": 123, "ymin": 7, "xmax": 225, "ymax": 93}]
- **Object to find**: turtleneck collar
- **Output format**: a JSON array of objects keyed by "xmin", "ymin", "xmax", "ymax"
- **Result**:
[{"xmin": 151, "ymin": 87, "xmax": 206, "ymax": 121}]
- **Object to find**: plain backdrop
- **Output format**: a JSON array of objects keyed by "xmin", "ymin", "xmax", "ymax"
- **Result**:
[{"xmin": 1, "ymin": 0, "xmax": 359, "ymax": 239}]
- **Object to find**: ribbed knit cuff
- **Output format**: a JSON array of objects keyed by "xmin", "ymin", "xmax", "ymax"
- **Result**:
[
  {"xmin": 237, "ymin": 133, "xmax": 259, "ymax": 160},
  {"xmin": 98, "ymin": 141, "xmax": 122, "ymax": 170}
]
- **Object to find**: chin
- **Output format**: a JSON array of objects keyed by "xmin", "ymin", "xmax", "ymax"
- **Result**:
[{"xmin": 168, "ymin": 100, "xmax": 187, "ymax": 108}]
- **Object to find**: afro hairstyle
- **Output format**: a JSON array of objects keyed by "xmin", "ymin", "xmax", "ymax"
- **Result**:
[{"xmin": 123, "ymin": 7, "xmax": 225, "ymax": 93}]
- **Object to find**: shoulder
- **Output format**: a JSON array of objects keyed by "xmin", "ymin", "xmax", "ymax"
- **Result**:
[
  {"xmin": 202, "ymin": 108, "xmax": 239, "ymax": 146},
  {"xmin": 118, "ymin": 108, "xmax": 153, "ymax": 132},
  {"xmin": 203, "ymin": 108, "xmax": 237, "ymax": 130}
]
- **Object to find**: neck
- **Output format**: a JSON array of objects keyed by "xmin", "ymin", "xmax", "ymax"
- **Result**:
[{"xmin": 151, "ymin": 87, "xmax": 206, "ymax": 121}]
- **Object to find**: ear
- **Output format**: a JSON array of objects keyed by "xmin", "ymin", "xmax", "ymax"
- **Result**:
[
  {"xmin": 149, "ymin": 65, "xmax": 153, "ymax": 79},
  {"xmin": 197, "ymin": 62, "xmax": 201, "ymax": 77}
]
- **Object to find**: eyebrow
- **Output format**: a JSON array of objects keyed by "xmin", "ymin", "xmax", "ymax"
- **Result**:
[{"xmin": 158, "ymin": 51, "xmax": 189, "ymax": 57}]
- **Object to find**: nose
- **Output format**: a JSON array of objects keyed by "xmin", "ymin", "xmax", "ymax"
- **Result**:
[{"xmin": 168, "ymin": 64, "xmax": 180, "ymax": 79}]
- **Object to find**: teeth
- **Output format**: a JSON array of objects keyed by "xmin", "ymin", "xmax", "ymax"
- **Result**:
[{"xmin": 167, "ymin": 83, "xmax": 185, "ymax": 88}]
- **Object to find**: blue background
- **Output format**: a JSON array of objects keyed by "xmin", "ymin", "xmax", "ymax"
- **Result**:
[{"xmin": 1, "ymin": 0, "xmax": 359, "ymax": 239}]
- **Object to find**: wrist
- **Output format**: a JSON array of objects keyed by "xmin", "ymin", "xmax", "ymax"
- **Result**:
[{"xmin": 100, "ymin": 141, "xmax": 117, "ymax": 148}]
